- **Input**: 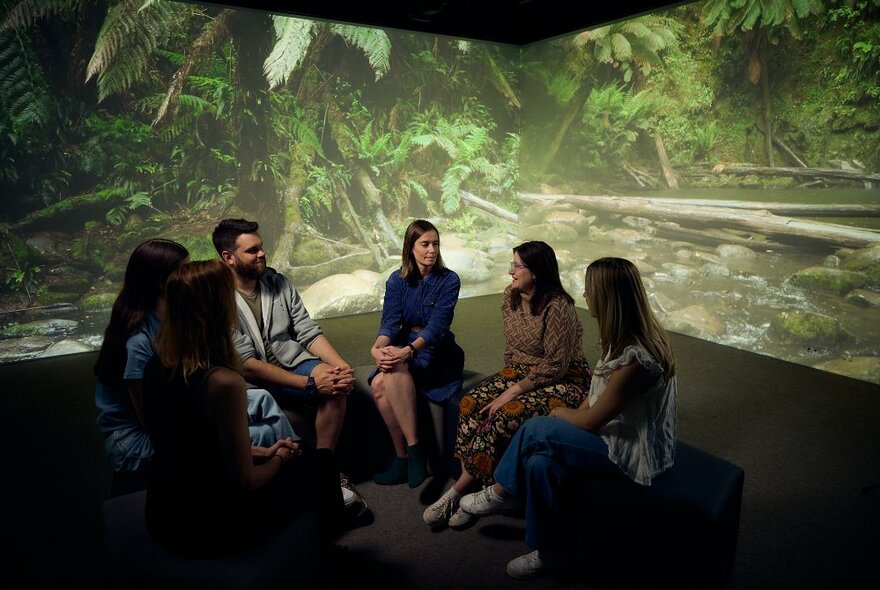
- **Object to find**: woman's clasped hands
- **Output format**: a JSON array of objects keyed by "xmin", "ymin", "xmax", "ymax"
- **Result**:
[{"xmin": 371, "ymin": 344, "xmax": 412, "ymax": 372}]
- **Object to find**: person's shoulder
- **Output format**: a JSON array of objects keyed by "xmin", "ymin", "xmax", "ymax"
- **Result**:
[{"xmin": 204, "ymin": 367, "xmax": 246, "ymax": 397}]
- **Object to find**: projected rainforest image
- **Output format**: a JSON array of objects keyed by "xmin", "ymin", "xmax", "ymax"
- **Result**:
[{"xmin": 1, "ymin": 0, "xmax": 878, "ymax": 384}]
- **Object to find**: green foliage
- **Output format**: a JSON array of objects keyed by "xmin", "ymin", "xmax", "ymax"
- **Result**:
[
  {"xmin": 579, "ymin": 84, "xmax": 663, "ymax": 165},
  {"xmin": 87, "ymin": 0, "xmax": 193, "ymax": 102},
  {"xmin": 105, "ymin": 191, "xmax": 152, "ymax": 225},
  {"xmin": 264, "ymin": 16, "xmax": 315, "ymax": 90},
  {"xmin": 331, "ymin": 23, "xmax": 391, "ymax": 81},
  {"xmin": 826, "ymin": 1, "xmax": 880, "ymax": 102},
  {"xmin": 702, "ymin": 0, "xmax": 824, "ymax": 38}
]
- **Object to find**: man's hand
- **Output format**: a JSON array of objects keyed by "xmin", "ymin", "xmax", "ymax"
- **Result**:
[{"xmin": 312, "ymin": 363, "xmax": 354, "ymax": 397}]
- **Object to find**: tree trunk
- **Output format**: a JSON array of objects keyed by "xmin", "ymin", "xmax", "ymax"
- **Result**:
[
  {"xmin": 537, "ymin": 85, "xmax": 589, "ymax": 175},
  {"xmin": 519, "ymin": 193, "xmax": 880, "ymax": 248},
  {"xmin": 459, "ymin": 190, "xmax": 518, "ymax": 223},
  {"xmin": 654, "ymin": 132, "xmax": 679, "ymax": 189},
  {"xmin": 712, "ymin": 165, "xmax": 880, "ymax": 184},
  {"xmin": 229, "ymin": 13, "xmax": 280, "ymax": 248},
  {"xmin": 759, "ymin": 32, "xmax": 774, "ymax": 168}
]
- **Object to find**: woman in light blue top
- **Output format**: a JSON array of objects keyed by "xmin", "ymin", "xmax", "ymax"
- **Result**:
[
  {"xmin": 369, "ymin": 219, "xmax": 464, "ymax": 488},
  {"xmin": 95, "ymin": 239, "xmax": 296, "ymax": 496}
]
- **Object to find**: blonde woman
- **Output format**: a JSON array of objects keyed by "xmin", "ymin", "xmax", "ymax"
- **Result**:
[{"xmin": 459, "ymin": 257, "xmax": 678, "ymax": 579}]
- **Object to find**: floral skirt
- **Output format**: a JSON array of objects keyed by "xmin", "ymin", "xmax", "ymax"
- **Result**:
[{"xmin": 454, "ymin": 359, "xmax": 590, "ymax": 486}]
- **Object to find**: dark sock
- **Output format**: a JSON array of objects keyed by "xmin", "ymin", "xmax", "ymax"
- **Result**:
[
  {"xmin": 374, "ymin": 455, "xmax": 407, "ymax": 485},
  {"xmin": 407, "ymin": 443, "xmax": 428, "ymax": 488}
]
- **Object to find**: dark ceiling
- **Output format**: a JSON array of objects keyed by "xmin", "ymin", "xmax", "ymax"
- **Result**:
[{"xmin": 201, "ymin": 1, "xmax": 684, "ymax": 45}]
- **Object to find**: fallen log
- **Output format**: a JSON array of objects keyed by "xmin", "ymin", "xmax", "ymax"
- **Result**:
[
  {"xmin": 654, "ymin": 132, "xmax": 679, "ymax": 189},
  {"xmin": 712, "ymin": 164, "xmax": 880, "ymax": 184},
  {"xmin": 519, "ymin": 193, "xmax": 880, "ymax": 248},
  {"xmin": 631, "ymin": 198, "xmax": 880, "ymax": 217},
  {"xmin": 459, "ymin": 190, "xmax": 518, "ymax": 223}
]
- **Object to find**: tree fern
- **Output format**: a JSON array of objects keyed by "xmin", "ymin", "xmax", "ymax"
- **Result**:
[
  {"xmin": 264, "ymin": 15, "xmax": 314, "ymax": 90},
  {"xmin": 0, "ymin": 0, "xmax": 79, "ymax": 31},
  {"xmin": 331, "ymin": 23, "xmax": 391, "ymax": 81},
  {"xmin": 86, "ymin": 0, "xmax": 190, "ymax": 101},
  {"xmin": 0, "ymin": 29, "xmax": 52, "ymax": 135}
]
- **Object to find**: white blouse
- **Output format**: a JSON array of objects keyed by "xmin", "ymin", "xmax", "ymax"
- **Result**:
[{"xmin": 589, "ymin": 345, "xmax": 677, "ymax": 485}]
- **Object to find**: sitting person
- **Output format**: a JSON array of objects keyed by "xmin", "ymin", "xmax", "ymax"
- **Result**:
[
  {"xmin": 212, "ymin": 218, "xmax": 361, "ymax": 509},
  {"xmin": 423, "ymin": 241, "xmax": 590, "ymax": 529},
  {"xmin": 94, "ymin": 239, "xmax": 297, "ymax": 497},
  {"xmin": 142, "ymin": 260, "xmax": 344, "ymax": 557},
  {"xmin": 369, "ymin": 219, "xmax": 464, "ymax": 488},
  {"xmin": 459, "ymin": 257, "xmax": 678, "ymax": 580}
]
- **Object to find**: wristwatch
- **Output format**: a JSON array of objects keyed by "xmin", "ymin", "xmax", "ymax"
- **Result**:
[
  {"xmin": 305, "ymin": 375, "xmax": 318, "ymax": 395},
  {"xmin": 407, "ymin": 343, "xmax": 417, "ymax": 357}
]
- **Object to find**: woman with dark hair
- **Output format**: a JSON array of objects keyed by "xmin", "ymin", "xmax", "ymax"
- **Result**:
[
  {"xmin": 423, "ymin": 241, "xmax": 589, "ymax": 529},
  {"xmin": 95, "ymin": 239, "xmax": 190, "ymax": 494},
  {"xmin": 369, "ymin": 219, "xmax": 464, "ymax": 488},
  {"xmin": 95, "ymin": 239, "xmax": 296, "ymax": 497},
  {"xmin": 142, "ymin": 260, "xmax": 343, "ymax": 556},
  {"xmin": 458, "ymin": 257, "xmax": 677, "ymax": 579}
]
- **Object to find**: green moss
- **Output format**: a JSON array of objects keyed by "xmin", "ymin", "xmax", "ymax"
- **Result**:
[
  {"xmin": 777, "ymin": 311, "xmax": 842, "ymax": 345},
  {"xmin": 788, "ymin": 267, "xmax": 867, "ymax": 295},
  {"xmin": 172, "ymin": 234, "xmax": 216, "ymax": 262},
  {"xmin": 80, "ymin": 292, "xmax": 117, "ymax": 312}
]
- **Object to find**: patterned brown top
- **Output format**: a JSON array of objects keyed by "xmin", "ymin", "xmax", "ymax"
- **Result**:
[{"xmin": 501, "ymin": 284, "xmax": 586, "ymax": 393}]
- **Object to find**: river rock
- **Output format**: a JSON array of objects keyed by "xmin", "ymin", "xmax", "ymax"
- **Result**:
[
  {"xmin": 648, "ymin": 291, "xmax": 676, "ymax": 314},
  {"xmin": 442, "ymin": 247, "xmax": 492, "ymax": 282},
  {"xmin": 774, "ymin": 311, "xmax": 844, "ymax": 345},
  {"xmin": 845, "ymin": 289, "xmax": 880, "ymax": 308},
  {"xmin": 300, "ymin": 274, "xmax": 381, "ymax": 320},
  {"xmin": 622, "ymin": 216, "xmax": 653, "ymax": 230},
  {"xmin": 787, "ymin": 267, "xmax": 867, "ymax": 295},
  {"xmin": 701, "ymin": 261, "xmax": 731, "ymax": 277},
  {"xmin": 521, "ymin": 223, "xmax": 579, "ymax": 244},
  {"xmin": 351, "ymin": 269, "xmax": 385, "ymax": 293},
  {"xmin": 289, "ymin": 251, "xmax": 375, "ymax": 286},
  {"xmin": 81, "ymin": 292, "xmax": 117, "ymax": 312},
  {"xmin": 660, "ymin": 263, "xmax": 700, "ymax": 280},
  {"xmin": 841, "ymin": 244, "xmax": 880, "ymax": 288},
  {"xmin": 441, "ymin": 234, "xmax": 468, "ymax": 249},
  {"xmin": 715, "ymin": 244, "xmax": 757, "ymax": 259},
  {"xmin": 814, "ymin": 356, "xmax": 880, "ymax": 384},
  {"xmin": 665, "ymin": 305, "xmax": 725, "ymax": 339},
  {"xmin": 608, "ymin": 228, "xmax": 646, "ymax": 245},
  {"xmin": 0, "ymin": 336, "xmax": 53, "ymax": 362},
  {"xmin": 543, "ymin": 211, "xmax": 592, "ymax": 231},
  {"xmin": 38, "ymin": 339, "xmax": 94, "ymax": 358},
  {"xmin": 486, "ymin": 235, "xmax": 514, "ymax": 258},
  {"xmin": 823, "ymin": 255, "xmax": 841, "ymax": 268},
  {"xmin": 1, "ymin": 318, "xmax": 78, "ymax": 337}
]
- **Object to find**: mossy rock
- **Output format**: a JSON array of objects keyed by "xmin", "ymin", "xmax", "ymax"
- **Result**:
[
  {"xmin": 814, "ymin": 356, "xmax": 880, "ymax": 385},
  {"xmin": 81, "ymin": 292, "xmax": 117, "ymax": 312},
  {"xmin": 1, "ymin": 318, "xmax": 78, "ymax": 337},
  {"xmin": 521, "ymin": 223, "xmax": 579, "ymax": 244},
  {"xmin": 289, "ymin": 251, "xmax": 375, "ymax": 286},
  {"xmin": 774, "ymin": 311, "xmax": 844, "ymax": 346},
  {"xmin": 172, "ymin": 234, "xmax": 216, "ymax": 262},
  {"xmin": 35, "ymin": 286, "xmax": 81, "ymax": 306},
  {"xmin": 787, "ymin": 266, "xmax": 866, "ymax": 295},
  {"xmin": 841, "ymin": 245, "xmax": 880, "ymax": 289},
  {"xmin": 289, "ymin": 238, "xmax": 339, "ymax": 267}
]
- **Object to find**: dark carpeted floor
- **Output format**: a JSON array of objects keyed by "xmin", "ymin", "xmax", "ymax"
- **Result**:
[{"xmin": 4, "ymin": 293, "xmax": 879, "ymax": 588}]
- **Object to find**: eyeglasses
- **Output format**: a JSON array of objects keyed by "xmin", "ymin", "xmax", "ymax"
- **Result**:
[{"xmin": 509, "ymin": 261, "xmax": 527, "ymax": 271}]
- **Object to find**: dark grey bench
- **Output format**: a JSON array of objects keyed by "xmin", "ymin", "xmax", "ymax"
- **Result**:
[{"xmin": 99, "ymin": 490, "xmax": 321, "ymax": 590}]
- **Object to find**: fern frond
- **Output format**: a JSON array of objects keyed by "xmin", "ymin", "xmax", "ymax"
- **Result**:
[
  {"xmin": 0, "ymin": 29, "xmax": 53, "ymax": 132},
  {"xmin": 87, "ymin": 0, "xmax": 187, "ymax": 101},
  {"xmin": 331, "ymin": 23, "xmax": 391, "ymax": 81},
  {"xmin": 264, "ymin": 16, "xmax": 314, "ymax": 90},
  {"xmin": 1, "ymin": 0, "xmax": 77, "ymax": 32}
]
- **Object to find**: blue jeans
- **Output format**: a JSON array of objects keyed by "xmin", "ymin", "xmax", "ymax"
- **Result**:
[
  {"xmin": 246, "ymin": 388, "xmax": 298, "ymax": 446},
  {"xmin": 494, "ymin": 416, "xmax": 623, "ymax": 549}
]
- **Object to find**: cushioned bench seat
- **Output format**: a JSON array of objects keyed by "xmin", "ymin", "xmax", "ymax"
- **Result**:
[
  {"xmin": 566, "ymin": 440, "xmax": 744, "ymax": 589},
  {"xmin": 100, "ymin": 490, "xmax": 321, "ymax": 590}
]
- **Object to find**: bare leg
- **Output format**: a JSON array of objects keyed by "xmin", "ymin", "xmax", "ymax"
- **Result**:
[
  {"xmin": 372, "ymin": 373, "xmax": 407, "ymax": 458},
  {"xmin": 381, "ymin": 362, "xmax": 419, "ymax": 446},
  {"xmin": 452, "ymin": 463, "xmax": 477, "ymax": 494},
  {"xmin": 315, "ymin": 396, "xmax": 346, "ymax": 450}
]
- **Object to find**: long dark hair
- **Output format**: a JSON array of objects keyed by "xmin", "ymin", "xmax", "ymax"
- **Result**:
[
  {"xmin": 157, "ymin": 260, "xmax": 241, "ymax": 380},
  {"xmin": 399, "ymin": 219, "xmax": 448, "ymax": 282},
  {"xmin": 510, "ymin": 240, "xmax": 573, "ymax": 315},
  {"xmin": 94, "ymin": 239, "xmax": 189, "ymax": 387}
]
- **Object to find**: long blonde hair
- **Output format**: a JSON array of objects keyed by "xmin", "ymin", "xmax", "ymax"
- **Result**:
[
  {"xmin": 157, "ymin": 259, "xmax": 241, "ymax": 379},
  {"xmin": 586, "ymin": 257, "xmax": 675, "ymax": 379}
]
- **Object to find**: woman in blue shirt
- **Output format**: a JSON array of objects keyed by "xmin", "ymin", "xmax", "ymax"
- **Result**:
[{"xmin": 369, "ymin": 219, "xmax": 465, "ymax": 488}]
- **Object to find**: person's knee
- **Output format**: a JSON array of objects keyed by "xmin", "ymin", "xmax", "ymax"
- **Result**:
[{"xmin": 520, "ymin": 415, "xmax": 561, "ymax": 445}]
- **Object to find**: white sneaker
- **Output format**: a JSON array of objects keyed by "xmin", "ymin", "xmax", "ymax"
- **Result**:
[
  {"xmin": 460, "ymin": 485, "xmax": 516, "ymax": 516},
  {"xmin": 447, "ymin": 507, "xmax": 473, "ymax": 529},
  {"xmin": 422, "ymin": 487, "xmax": 461, "ymax": 527},
  {"xmin": 506, "ymin": 550, "xmax": 547, "ymax": 580},
  {"xmin": 341, "ymin": 485, "xmax": 357, "ymax": 507}
]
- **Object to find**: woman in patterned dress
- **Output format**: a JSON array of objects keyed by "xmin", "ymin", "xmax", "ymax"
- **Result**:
[{"xmin": 422, "ymin": 241, "xmax": 589, "ymax": 529}]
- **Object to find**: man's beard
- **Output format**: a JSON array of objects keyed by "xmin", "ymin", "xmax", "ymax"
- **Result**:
[{"xmin": 236, "ymin": 259, "xmax": 267, "ymax": 281}]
